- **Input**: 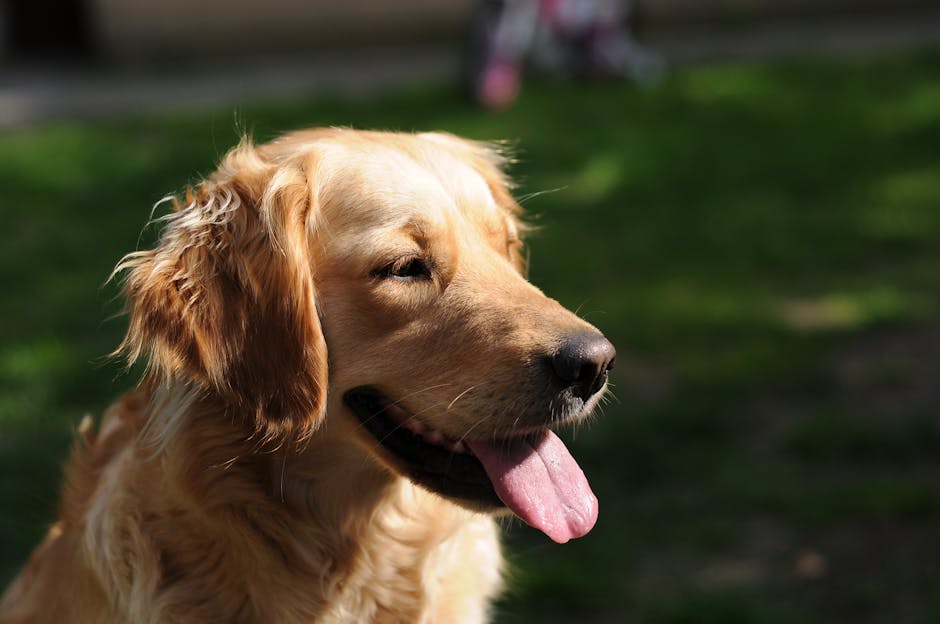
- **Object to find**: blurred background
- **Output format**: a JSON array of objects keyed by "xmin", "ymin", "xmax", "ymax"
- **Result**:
[{"xmin": 2, "ymin": 1, "xmax": 940, "ymax": 622}]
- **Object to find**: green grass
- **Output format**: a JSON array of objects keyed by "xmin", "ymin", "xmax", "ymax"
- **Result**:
[{"xmin": 3, "ymin": 49, "xmax": 940, "ymax": 622}]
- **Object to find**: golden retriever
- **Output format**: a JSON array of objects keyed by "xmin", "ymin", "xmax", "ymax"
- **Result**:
[{"xmin": 0, "ymin": 128, "xmax": 615, "ymax": 623}]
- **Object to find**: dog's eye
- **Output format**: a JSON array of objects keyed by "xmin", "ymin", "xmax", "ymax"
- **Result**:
[{"xmin": 374, "ymin": 256, "xmax": 432, "ymax": 281}]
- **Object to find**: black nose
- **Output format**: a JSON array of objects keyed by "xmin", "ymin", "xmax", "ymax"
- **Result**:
[{"xmin": 551, "ymin": 333, "xmax": 616, "ymax": 400}]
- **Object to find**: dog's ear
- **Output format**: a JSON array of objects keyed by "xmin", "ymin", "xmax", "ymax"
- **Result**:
[{"xmin": 115, "ymin": 141, "xmax": 327, "ymax": 441}]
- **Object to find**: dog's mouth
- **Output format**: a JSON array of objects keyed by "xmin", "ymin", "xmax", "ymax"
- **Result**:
[{"xmin": 343, "ymin": 387, "xmax": 598, "ymax": 543}]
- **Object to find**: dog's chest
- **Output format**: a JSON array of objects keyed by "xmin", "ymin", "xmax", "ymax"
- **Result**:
[{"xmin": 319, "ymin": 490, "xmax": 504, "ymax": 624}]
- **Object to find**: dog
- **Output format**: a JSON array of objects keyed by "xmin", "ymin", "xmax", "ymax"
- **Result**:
[{"xmin": 0, "ymin": 128, "xmax": 615, "ymax": 623}]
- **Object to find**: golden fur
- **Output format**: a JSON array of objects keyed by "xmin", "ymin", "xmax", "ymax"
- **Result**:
[{"xmin": 0, "ymin": 129, "xmax": 608, "ymax": 623}]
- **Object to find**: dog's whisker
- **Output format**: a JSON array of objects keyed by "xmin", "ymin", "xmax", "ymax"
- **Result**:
[
  {"xmin": 350, "ymin": 385, "xmax": 455, "ymax": 435},
  {"xmin": 456, "ymin": 416, "xmax": 489, "ymax": 446},
  {"xmin": 375, "ymin": 401, "xmax": 447, "ymax": 447},
  {"xmin": 446, "ymin": 384, "xmax": 482, "ymax": 411},
  {"xmin": 390, "ymin": 384, "xmax": 455, "ymax": 408},
  {"xmin": 579, "ymin": 309, "xmax": 608, "ymax": 323},
  {"xmin": 604, "ymin": 388, "xmax": 621, "ymax": 406},
  {"xmin": 443, "ymin": 416, "xmax": 487, "ymax": 474},
  {"xmin": 353, "ymin": 392, "xmax": 445, "ymax": 435}
]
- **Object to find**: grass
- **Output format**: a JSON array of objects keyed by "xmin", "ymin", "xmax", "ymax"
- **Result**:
[{"xmin": 2, "ymin": 48, "xmax": 940, "ymax": 622}]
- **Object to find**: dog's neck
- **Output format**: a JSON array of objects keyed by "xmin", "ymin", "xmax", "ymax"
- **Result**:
[{"xmin": 123, "ymin": 383, "xmax": 499, "ymax": 623}]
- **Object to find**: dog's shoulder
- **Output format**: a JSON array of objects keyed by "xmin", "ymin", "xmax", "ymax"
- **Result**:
[
  {"xmin": 0, "ymin": 391, "xmax": 149, "ymax": 623},
  {"xmin": 61, "ymin": 389, "xmax": 149, "ymax": 526}
]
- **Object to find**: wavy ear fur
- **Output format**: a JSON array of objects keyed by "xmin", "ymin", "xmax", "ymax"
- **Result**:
[{"xmin": 115, "ymin": 140, "xmax": 326, "ymax": 442}]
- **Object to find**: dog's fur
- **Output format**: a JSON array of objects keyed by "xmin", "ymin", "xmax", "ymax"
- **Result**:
[{"xmin": 0, "ymin": 129, "xmax": 609, "ymax": 623}]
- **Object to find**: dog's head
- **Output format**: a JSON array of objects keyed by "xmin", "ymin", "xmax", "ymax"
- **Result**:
[{"xmin": 118, "ymin": 129, "xmax": 615, "ymax": 543}]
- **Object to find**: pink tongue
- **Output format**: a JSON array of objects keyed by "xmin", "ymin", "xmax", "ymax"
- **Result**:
[{"xmin": 466, "ymin": 430, "xmax": 598, "ymax": 543}]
